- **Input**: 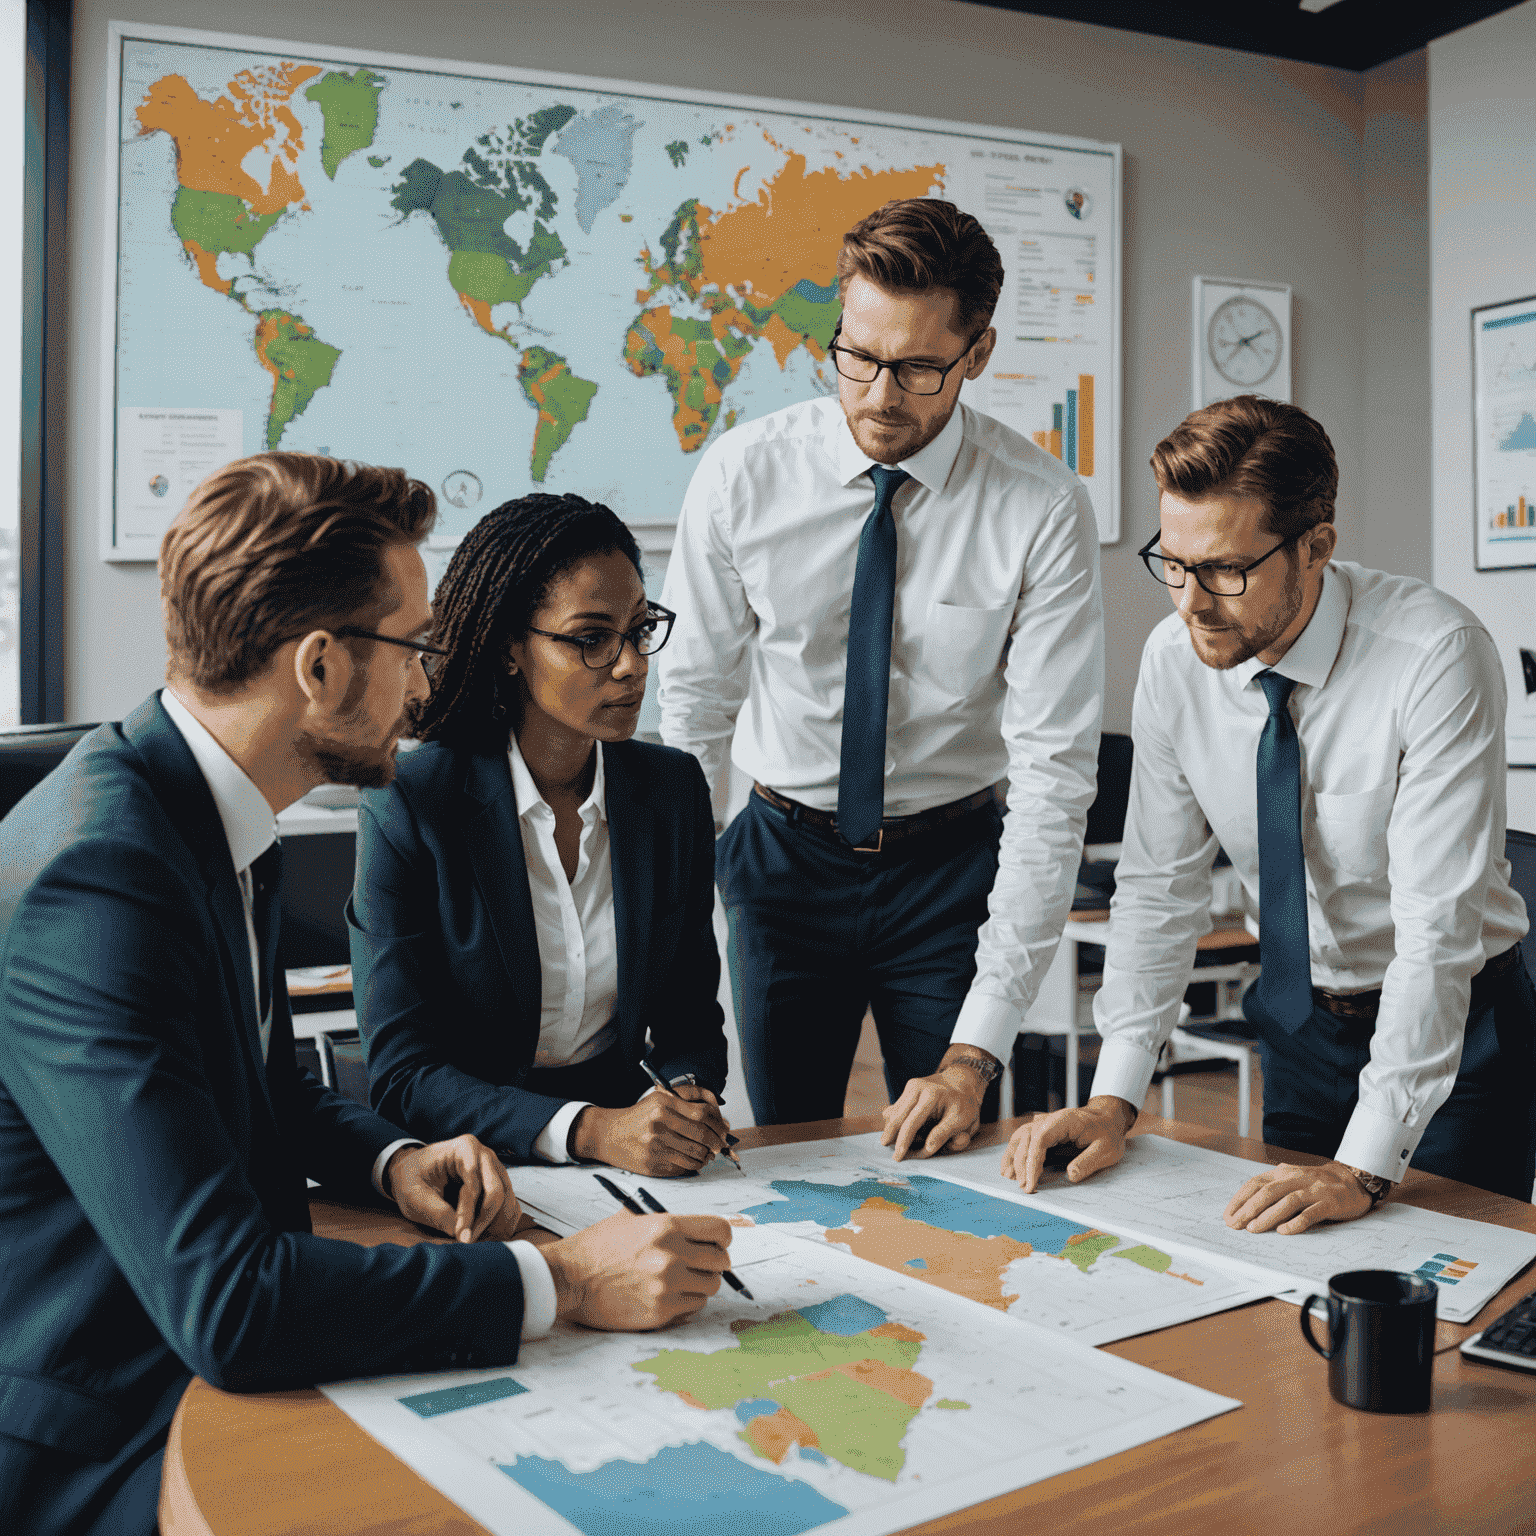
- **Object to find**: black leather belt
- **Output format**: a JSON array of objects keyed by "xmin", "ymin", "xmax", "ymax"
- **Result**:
[
  {"xmin": 1313, "ymin": 941, "xmax": 1524, "ymax": 1023},
  {"xmin": 753, "ymin": 782, "xmax": 997, "ymax": 856}
]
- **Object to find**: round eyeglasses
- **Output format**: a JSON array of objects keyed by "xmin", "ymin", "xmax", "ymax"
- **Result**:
[
  {"xmin": 827, "ymin": 322, "xmax": 984, "ymax": 396},
  {"xmin": 524, "ymin": 604, "xmax": 676, "ymax": 671},
  {"xmin": 1138, "ymin": 531, "xmax": 1303, "ymax": 597}
]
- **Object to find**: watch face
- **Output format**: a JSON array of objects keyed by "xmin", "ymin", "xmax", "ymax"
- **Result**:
[{"xmin": 1207, "ymin": 294, "xmax": 1283, "ymax": 387}]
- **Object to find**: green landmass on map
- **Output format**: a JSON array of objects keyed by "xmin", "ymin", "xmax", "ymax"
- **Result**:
[
  {"xmin": 1059, "ymin": 1232, "xmax": 1122, "ymax": 1273},
  {"xmin": 518, "ymin": 346, "xmax": 599, "ymax": 481},
  {"xmin": 636, "ymin": 1298, "xmax": 931, "ymax": 1482},
  {"xmin": 665, "ymin": 138, "xmax": 689, "ymax": 167},
  {"xmin": 304, "ymin": 67, "xmax": 385, "ymax": 179},
  {"xmin": 255, "ymin": 310, "xmax": 341, "ymax": 449},
  {"xmin": 367, "ymin": 154, "xmax": 389, "ymax": 167},
  {"xmin": 170, "ymin": 187, "xmax": 282, "ymax": 259},
  {"xmin": 935, "ymin": 1399, "xmax": 970, "ymax": 1410}
]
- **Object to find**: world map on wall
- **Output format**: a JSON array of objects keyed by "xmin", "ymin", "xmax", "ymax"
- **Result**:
[{"xmin": 111, "ymin": 31, "xmax": 1120, "ymax": 555}]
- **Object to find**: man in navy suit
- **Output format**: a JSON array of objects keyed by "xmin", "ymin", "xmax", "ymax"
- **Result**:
[{"xmin": 0, "ymin": 454, "xmax": 732, "ymax": 1536}]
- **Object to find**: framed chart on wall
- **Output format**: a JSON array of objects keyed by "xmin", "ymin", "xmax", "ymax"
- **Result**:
[
  {"xmin": 101, "ymin": 22, "xmax": 1123, "ymax": 563},
  {"xmin": 1472, "ymin": 293, "xmax": 1536, "ymax": 572}
]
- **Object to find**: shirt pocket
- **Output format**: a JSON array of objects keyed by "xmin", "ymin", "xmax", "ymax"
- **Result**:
[
  {"xmin": 922, "ymin": 600, "xmax": 1013, "ymax": 698},
  {"xmin": 1310, "ymin": 779, "xmax": 1396, "ymax": 883}
]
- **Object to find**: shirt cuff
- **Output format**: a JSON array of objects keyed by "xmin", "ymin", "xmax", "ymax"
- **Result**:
[
  {"xmin": 949, "ymin": 991, "xmax": 1021, "ymax": 1068},
  {"xmin": 1088, "ymin": 1037, "xmax": 1159, "ymax": 1114},
  {"xmin": 507, "ymin": 1240, "xmax": 559, "ymax": 1340},
  {"xmin": 371, "ymin": 1138, "xmax": 425, "ymax": 1200},
  {"xmin": 1334, "ymin": 1104, "xmax": 1422, "ymax": 1185},
  {"xmin": 533, "ymin": 1101, "xmax": 593, "ymax": 1165}
]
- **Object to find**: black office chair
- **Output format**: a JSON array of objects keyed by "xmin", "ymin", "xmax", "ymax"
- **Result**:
[{"xmin": 0, "ymin": 722, "xmax": 99, "ymax": 820}]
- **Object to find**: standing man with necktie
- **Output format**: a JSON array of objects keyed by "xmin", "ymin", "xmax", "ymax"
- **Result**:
[
  {"xmin": 659, "ymin": 198, "xmax": 1104, "ymax": 1153},
  {"xmin": 1005, "ymin": 396, "xmax": 1535, "ymax": 1224}
]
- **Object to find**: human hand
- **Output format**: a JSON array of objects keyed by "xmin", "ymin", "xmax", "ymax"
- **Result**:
[
  {"xmin": 542, "ymin": 1210, "xmax": 734, "ymax": 1330},
  {"xmin": 571, "ymin": 1087, "xmax": 731, "ymax": 1176},
  {"xmin": 880, "ymin": 1048, "xmax": 991, "ymax": 1161},
  {"xmin": 384, "ymin": 1135, "xmax": 521, "ymax": 1243},
  {"xmin": 1223, "ymin": 1161, "xmax": 1373, "ymax": 1235},
  {"xmin": 1000, "ymin": 1096, "xmax": 1136, "ymax": 1193}
]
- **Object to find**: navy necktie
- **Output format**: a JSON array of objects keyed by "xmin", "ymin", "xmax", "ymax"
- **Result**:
[
  {"xmin": 837, "ymin": 465, "xmax": 910, "ymax": 847},
  {"xmin": 1253, "ymin": 671, "xmax": 1312, "ymax": 1030},
  {"xmin": 250, "ymin": 840, "xmax": 284, "ymax": 1053}
]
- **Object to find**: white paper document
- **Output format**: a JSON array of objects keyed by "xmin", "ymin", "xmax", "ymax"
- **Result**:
[
  {"xmin": 323, "ymin": 1227, "xmax": 1238, "ymax": 1536},
  {"xmin": 113, "ymin": 406, "xmax": 242, "ymax": 556},
  {"xmin": 510, "ymin": 1136, "xmax": 1274, "ymax": 1347},
  {"xmin": 937, "ymin": 1133, "xmax": 1536, "ymax": 1325}
]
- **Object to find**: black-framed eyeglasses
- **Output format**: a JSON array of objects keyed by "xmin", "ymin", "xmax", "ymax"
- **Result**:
[
  {"xmin": 524, "ymin": 604, "xmax": 676, "ymax": 670},
  {"xmin": 827, "ymin": 321, "xmax": 984, "ymax": 396},
  {"xmin": 1138, "ymin": 531, "xmax": 1304, "ymax": 597},
  {"xmin": 333, "ymin": 626, "xmax": 451, "ymax": 666}
]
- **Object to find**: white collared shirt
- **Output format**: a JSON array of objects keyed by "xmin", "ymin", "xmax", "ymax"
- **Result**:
[
  {"xmin": 658, "ymin": 395, "xmax": 1104, "ymax": 1063},
  {"xmin": 161, "ymin": 691, "xmax": 557, "ymax": 1337},
  {"xmin": 1091, "ymin": 563, "xmax": 1529, "ymax": 1182},
  {"xmin": 508, "ymin": 734, "xmax": 628, "ymax": 1164}
]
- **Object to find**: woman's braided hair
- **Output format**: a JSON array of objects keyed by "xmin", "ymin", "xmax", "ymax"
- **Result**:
[{"xmin": 414, "ymin": 492, "xmax": 642, "ymax": 748}]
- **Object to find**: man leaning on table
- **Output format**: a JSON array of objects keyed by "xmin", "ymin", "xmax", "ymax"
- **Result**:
[
  {"xmin": 0, "ymin": 454, "xmax": 732, "ymax": 1536},
  {"xmin": 659, "ymin": 197, "xmax": 1103, "ymax": 1155},
  {"xmin": 1007, "ymin": 396, "xmax": 1535, "ymax": 1229}
]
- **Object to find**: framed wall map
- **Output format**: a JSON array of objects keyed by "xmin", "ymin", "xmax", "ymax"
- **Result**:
[{"xmin": 102, "ymin": 23, "xmax": 1122, "ymax": 561}]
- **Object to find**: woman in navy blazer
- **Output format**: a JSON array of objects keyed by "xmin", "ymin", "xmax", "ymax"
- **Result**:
[{"xmin": 349, "ymin": 493, "xmax": 732, "ymax": 1174}]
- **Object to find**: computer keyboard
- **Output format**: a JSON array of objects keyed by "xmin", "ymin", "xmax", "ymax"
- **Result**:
[{"xmin": 1460, "ymin": 1290, "xmax": 1536, "ymax": 1373}]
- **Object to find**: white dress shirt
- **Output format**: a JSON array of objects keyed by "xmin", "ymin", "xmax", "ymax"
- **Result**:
[
  {"xmin": 1091, "ymin": 563, "xmax": 1529, "ymax": 1183},
  {"xmin": 161, "ymin": 690, "xmax": 557, "ymax": 1339},
  {"xmin": 508, "ymin": 734, "xmax": 624, "ymax": 1163},
  {"xmin": 659, "ymin": 396, "xmax": 1104, "ymax": 1064}
]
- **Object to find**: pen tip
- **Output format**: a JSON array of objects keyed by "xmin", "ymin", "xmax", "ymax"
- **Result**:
[{"xmin": 740, "ymin": 1286, "xmax": 755, "ymax": 1300}]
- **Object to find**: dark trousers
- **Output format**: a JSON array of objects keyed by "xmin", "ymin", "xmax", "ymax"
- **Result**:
[
  {"xmin": 717, "ymin": 791, "xmax": 1004, "ymax": 1126},
  {"xmin": 1245, "ymin": 950, "xmax": 1536, "ymax": 1200}
]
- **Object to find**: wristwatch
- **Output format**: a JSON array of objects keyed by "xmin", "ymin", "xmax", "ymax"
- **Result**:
[
  {"xmin": 945, "ymin": 1054, "xmax": 1001, "ymax": 1085},
  {"xmin": 1342, "ymin": 1164, "xmax": 1393, "ymax": 1210}
]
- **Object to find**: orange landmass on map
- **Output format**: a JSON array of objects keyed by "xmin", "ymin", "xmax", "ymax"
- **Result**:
[
  {"xmin": 136, "ymin": 62, "xmax": 321, "ymax": 212},
  {"xmin": 830, "ymin": 1357, "xmax": 934, "ymax": 1410},
  {"xmin": 458, "ymin": 292, "xmax": 495, "ymax": 336},
  {"xmin": 182, "ymin": 239, "xmax": 231, "ymax": 295},
  {"xmin": 692, "ymin": 149, "xmax": 943, "ymax": 299},
  {"xmin": 742, "ymin": 1407, "xmax": 820, "ymax": 1463},
  {"xmin": 824, "ymin": 1197, "xmax": 1033, "ymax": 1313}
]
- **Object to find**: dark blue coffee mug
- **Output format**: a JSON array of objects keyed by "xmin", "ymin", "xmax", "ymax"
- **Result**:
[{"xmin": 1300, "ymin": 1269, "xmax": 1436, "ymax": 1413}]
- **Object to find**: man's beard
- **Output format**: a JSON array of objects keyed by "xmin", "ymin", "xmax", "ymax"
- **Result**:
[
  {"xmin": 845, "ymin": 397, "xmax": 956, "ymax": 464},
  {"xmin": 1188, "ymin": 561, "xmax": 1305, "ymax": 670},
  {"xmin": 296, "ymin": 701, "xmax": 419, "ymax": 789}
]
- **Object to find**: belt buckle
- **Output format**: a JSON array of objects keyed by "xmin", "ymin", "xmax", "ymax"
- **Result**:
[{"xmin": 846, "ymin": 826, "xmax": 884, "ymax": 854}]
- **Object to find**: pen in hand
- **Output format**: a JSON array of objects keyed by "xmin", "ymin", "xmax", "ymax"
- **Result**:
[
  {"xmin": 593, "ymin": 1174, "xmax": 754, "ymax": 1300},
  {"xmin": 638, "ymin": 1058, "xmax": 744, "ymax": 1173}
]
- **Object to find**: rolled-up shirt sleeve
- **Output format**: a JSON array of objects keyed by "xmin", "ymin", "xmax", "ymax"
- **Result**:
[
  {"xmin": 950, "ymin": 484, "xmax": 1105, "ymax": 1064},
  {"xmin": 1089, "ymin": 647, "xmax": 1220, "ymax": 1110},
  {"xmin": 1336, "ymin": 627, "xmax": 1510, "ymax": 1182},
  {"xmin": 658, "ymin": 450, "xmax": 755, "ymax": 822}
]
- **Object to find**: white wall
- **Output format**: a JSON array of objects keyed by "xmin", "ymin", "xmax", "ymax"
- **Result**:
[
  {"xmin": 1430, "ymin": 2, "xmax": 1536, "ymax": 833},
  {"xmin": 63, "ymin": 0, "xmax": 1419, "ymax": 729}
]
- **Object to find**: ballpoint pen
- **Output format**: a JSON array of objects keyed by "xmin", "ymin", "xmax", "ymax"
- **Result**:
[
  {"xmin": 593, "ymin": 1174, "xmax": 754, "ymax": 1299},
  {"xmin": 638, "ymin": 1057, "xmax": 744, "ymax": 1173}
]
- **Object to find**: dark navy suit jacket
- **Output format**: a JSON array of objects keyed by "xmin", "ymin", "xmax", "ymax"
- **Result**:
[
  {"xmin": 0, "ymin": 695, "xmax": 525, "ymax": 1535},
  {"xmin": 349, "ymin": 736, "xmax": 727, "ymax": 1161}
]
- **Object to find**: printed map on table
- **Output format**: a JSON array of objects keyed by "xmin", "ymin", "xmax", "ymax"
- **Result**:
[
  {"xmin": 107, "ymin": 24, "xmax": 1119, "ymax": 555},
  {"xmin": 323, "ymin": 1230, "xmax": 1238, "ymax": 1536},
  {"xmin": 507, "ymin": 1137, "xmax": 1272, "ymax": 1347}
]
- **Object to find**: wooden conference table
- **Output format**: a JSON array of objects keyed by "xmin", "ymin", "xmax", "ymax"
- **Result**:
[{"xmin": 160, "ymin": 1113, "xmax": 1536, "ymax": 1536}]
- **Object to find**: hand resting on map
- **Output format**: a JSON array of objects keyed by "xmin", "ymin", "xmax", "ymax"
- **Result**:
[{"xmin": 1000, "ymin": 1097, "xmax": 1138, "ymax": 1192}]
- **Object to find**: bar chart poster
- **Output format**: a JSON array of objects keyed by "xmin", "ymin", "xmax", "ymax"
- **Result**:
[{"xmin": 1472, "ymin": 294, "xmax": 1536, "ymax": 570}]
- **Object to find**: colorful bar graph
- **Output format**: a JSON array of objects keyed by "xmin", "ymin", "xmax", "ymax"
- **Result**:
[
  {"xmin": 1031, "ymin": 374, "xmax": 1096, "ymax": 476},
  {"xmin": 1495, "ymin": 495, "xmax": 1535, "ymax": 529}
]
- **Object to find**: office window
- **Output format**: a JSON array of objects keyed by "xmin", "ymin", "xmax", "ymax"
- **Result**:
[{"xmin": 1, "ymin": 0, "xmax": 23, "ymax": 726}]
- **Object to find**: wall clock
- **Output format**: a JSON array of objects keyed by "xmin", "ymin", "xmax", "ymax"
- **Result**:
[{"xmin": 1192, "ymin": 276, "xmax": 1292, "ymax": 409}]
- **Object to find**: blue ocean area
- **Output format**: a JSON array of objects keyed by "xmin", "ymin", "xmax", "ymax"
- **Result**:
[
  {"xmin": 735, "ymin": 1398, "xmax": 782, "ymax": 1423},
  {"xmin": 905, "ymin": 1258, "xmax": 928, "ymax": 1269},
  {"xmin": 498, "ymin": 1442, "xmax": 849, "ymax": 1536},
  {"xmin": 797, "ymin": 1293, "xmax": 889, "ymax": 1335},
  {"xmin": 744, "ymin": 1173, "xmax": 1090, "ymax": 1253}
]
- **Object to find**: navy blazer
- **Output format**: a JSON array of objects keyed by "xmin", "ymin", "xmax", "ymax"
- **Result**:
[
  {"xmin": 0, "ymin": 695, "xmax": 525, "ymax": 1535},
  {"xmin": 349, "ymin": 736, "xmax": 728, "ymax": 1162}
]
